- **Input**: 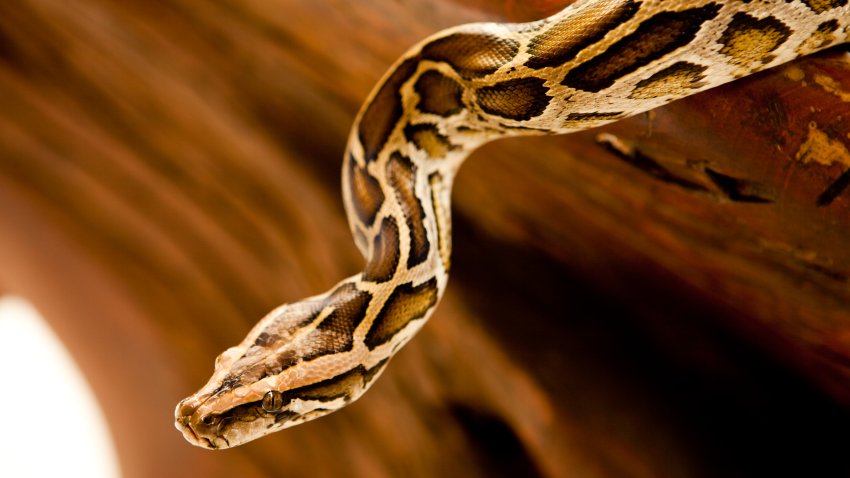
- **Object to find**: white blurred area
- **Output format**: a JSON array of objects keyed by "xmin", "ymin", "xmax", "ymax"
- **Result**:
[{"xmin": 0, "ymin": 296, "xmax": 122, "ymax": 478}]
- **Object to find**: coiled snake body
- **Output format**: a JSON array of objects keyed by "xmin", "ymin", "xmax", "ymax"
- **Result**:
[{"xmin": 176, "ymin": 0, "xmax": 849, "ymax": 449}]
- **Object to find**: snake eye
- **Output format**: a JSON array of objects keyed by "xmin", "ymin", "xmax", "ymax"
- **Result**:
[{"xmin": 262, "ymin": 390, "xmax": 284, "ymax": 412}]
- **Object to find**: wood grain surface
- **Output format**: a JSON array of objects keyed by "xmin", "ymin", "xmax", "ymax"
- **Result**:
[{"xmin": 0, "ymin": 1, "xmax": 849, "ymax": 477}]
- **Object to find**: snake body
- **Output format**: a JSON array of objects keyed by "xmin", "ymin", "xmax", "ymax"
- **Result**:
[{"xmin": 175, "ymin": 0, "xmax": 849, "ymax": 449}]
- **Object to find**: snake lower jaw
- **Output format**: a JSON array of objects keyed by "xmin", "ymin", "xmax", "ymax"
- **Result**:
[
  {"xmin": 174, "ymin": 399, "xmax": 212, "ymax": 449},
  {"xmin": 174, "ymin": 395, "xmax": 233, "ymax": 449},
  {"xmin": 174, "ymin": 405, "xmax": 234, "ymax": 449}
]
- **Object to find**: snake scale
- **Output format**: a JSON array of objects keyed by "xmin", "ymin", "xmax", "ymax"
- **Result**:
[{"xmin": 175, "ymin": 0, "xmax": 849, "ymax": 449}]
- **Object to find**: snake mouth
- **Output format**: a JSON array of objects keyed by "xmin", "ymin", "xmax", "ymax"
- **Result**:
[
  {"xmin": 174, "ymin": 398, "xmax": 217, "ymax": 449},
  {"xmin": 175, "ymin": 395, "xmax": 240, "ymax": 449},
  {"xmin": 174, "ymin": 416, "xmax": 225, "ymax": 449},
  {"xmin": 174, "ymin": 412, "xmax": 202, "ymax": 446},
  {"xmin": 174, "ymin": 416, "xmax": 202, "ymax": 447}
]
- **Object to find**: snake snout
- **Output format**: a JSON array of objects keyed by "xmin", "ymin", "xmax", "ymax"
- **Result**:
[
  {"xmin": 174, "ymin": 398, "xmax": 209, "ymax": 447},
  {"xmin": 176, "ymin": 398, "xmax": 198, "ymax": 419}
]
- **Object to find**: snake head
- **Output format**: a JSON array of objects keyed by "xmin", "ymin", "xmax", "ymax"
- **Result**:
[{"xmin": 174, "ymin": 290, "xmax": 390, "ymax": 449}]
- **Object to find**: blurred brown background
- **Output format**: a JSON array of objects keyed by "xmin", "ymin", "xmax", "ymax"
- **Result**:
[{"xmin": 1, "ymin": 1, "xmax": 849, "ymax": 477}]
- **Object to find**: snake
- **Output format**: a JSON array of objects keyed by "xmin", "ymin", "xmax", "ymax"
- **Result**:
[{"xmin": 175, "ymin": 0, "xmax": 849, "ymax": 449}]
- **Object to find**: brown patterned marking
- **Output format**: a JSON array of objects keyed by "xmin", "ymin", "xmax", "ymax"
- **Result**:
[
  {"xmin": 302, "ymin": 283, "xmax": 372, "ymax": 362},
  {"xmin": 629, "ymin": 61, "xmax": 708, "ymax": 99},
  {"xmin": 421, "ymin": 32, "xmax": 519, "ymax": 79},
  {"xmin": 359, "ymin": 57, "xmax": 419, "ymax": 162},
  {"xmin": 719, "ymin": 13, "xmax": 792, "ymax": 67},
  {"xmin": 476, "ymin": 78, "xmax": 550, "ymax": 120},
  {"xmin": 347, "ymin": 154, "xmax": 384, "ymax": 227},
  {"xmin": 288, "ymin": 367, "xmax": 364, "ymax": 402},
  {"xmin": 414, "ymin": 70, "xmax": 464, "ymax": 116},
  {"xmin": 245, "ymin": 302, "xmax": 326, "ymax": 365},
  {"xmin": 253, "ymin": 332, "xmax": 280, "ymax": 347},
  {"xmin": 240, "ymin": 349, "xmax": 299, "ymax": 385},
  {"xmin": 525, "ymin": 0, "xmax": 640, "ymax": 69},
  {"xmin": 273, "ymin": 411, "xmax": 299, "ymax": 424},
  {"xmin": 235, "ymin": 301, "xmax": 327, "ymax": 370},
  {"xmin": 363, "ymin": 216, "xmax": 400, "ymax": 283},
  {"xmin": 267, "ymin": 350, "xmax": 299, "ymax": 375},
  {"xmin": 286, "ymin": 360, "xmax": 388, "ymax": 404},
  {"xmin": 365, "ymin": 278, "xmax": 439, "ymax": 350},
  {"xmin": 268, "ymin": 300, "xmax": 325, "ymax": 331},
  {"xmin": 802, "ymin": 0, "xmax": 848, "ymax": 13},
  {"xmin": 429, "ymin": 173, "xmax": 451, "ymax": 272},
  {"xmin": 404, "ymin": 123, "xmax": 454, "ymax": 158},
  {"xmin": 212, "ymin": 374, "xmax": 242, "ymax": 396},
  {"xmin": 363, "ymin": 359, "xmax": 388, "ymax": 385},
  {"xmin": 499, "ymin": 123, "xmax": 558, "ymax": 133},
  {"xmin": 817, "ymin": 19, "xmax": 840, "ymax": 34},
  {"xmin": 562, "ymin": 4, "xmax": 721, "ymax": 92},
  {"xmin": 363, "ymin": 358, "xmax": 389, "ymax": 385},
  {"xmin": 387, "ymin": 152, "xmax": 430, "ymax": 268},
  {"xmin": 798, "ymin": 19, "xmax": 840, "ymax": 53},
  {"xmin": 563, "ymin": 111, "xmax": 625, "ymax": 127}
]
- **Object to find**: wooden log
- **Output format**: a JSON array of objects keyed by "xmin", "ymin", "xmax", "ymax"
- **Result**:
[{"xmin": 0, "ymin": 1, "xmax": 848, "ymax": 476}]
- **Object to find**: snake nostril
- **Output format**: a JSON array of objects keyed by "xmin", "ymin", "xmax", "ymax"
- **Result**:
[{"xmin": 178, "ymin": 399, "xmax": 198, "ymax": 418}]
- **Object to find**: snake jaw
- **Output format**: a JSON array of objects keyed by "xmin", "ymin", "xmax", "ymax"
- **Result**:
[
  {"xmin": 174, "ymin": 375, "xmax": 262, "ymax": 449},
  {"xmin": 174, "ymin": 398, "xmax": 209, "ymax": 448},
  {"xmin": 174, "ymin": 396, "xmax": 290, "ymax": 450},
  {"xmin": 174, "ymin": 396, "xmax": 246, "ymax": 450}
]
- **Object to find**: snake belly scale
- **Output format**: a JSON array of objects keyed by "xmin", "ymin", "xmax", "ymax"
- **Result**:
[{"xmin": 175, "ymin": 0, "xmax": 849, "ymax": 449}]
